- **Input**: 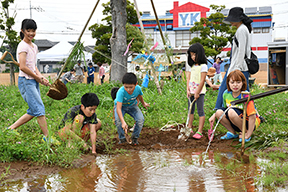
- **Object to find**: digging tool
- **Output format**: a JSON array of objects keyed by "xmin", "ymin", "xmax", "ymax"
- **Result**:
[
  {"xmin": 125, "ymin": 132, "xmax": 132, "ymax": 144},
  {"xmin": 0, "ymin": 51, "xmax": 66, "ymax": 97},
  {"xmin": 0, "ymin": 51, "xmax": 19, "ymax": 67},
  {"xmin": 235, "ymin": 91, "xmax": 251, "ymax": 163},
  {"xmin": 178, "ymin": 97, "xmax": 196, "ymax": 141},
  {"xmin": 46, "ymin": 0, "xmax": 100, "ymax": 100}
]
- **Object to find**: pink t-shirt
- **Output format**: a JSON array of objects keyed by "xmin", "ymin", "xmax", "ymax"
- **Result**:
[
  {"xmin": 17, "ymin": 41, "xmax": 38, "ymax": 79},
  {"xmin": 99, "ymin": 66, "xmax": 105, "ymax": 78}
]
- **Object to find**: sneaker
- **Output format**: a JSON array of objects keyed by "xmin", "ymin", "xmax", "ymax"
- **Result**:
[
  {"xmin": 132, "ymin": 138, "xmax": 139, "ymax": 145},
  {"xmin": 239, "ymin": 137, "xmax": 251, "ymax": 142},
  {"xmin": 118, "ymin": 138, "xmax": 127, "ymax": 144},
  {"xmin": 220, "ymin": 131, "xmax": 239, "ymax": 140},
  {"xmin": 42, "ymin": 135, "xmax": 61, "ymax": 145},
  {"xmin": 192, "ymin": 132, "xmax": 203, "ymax": 140}
]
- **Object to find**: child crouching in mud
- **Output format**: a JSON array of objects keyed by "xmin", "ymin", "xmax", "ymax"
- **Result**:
[
  {"xmin": 114, "ymin": 73, "xmax": 150, "ymax": 145},
  {"xmin": 58, "ymin": 93, "xmax": 101, "ymax": 156},
  {"xmin": 209, "ymin": 70, "xmax": 261, "ymax": 142}
]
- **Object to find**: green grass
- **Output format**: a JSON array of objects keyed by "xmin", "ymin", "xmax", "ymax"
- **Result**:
[{"xmin": 0, "ymin": 80, "xmax": 288, "ymax": 168}]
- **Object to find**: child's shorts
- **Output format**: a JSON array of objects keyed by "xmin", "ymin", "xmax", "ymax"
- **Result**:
[
  {"xmin": 219, "ymin": 107, "xmax": 253, "ymax": 133},
  {"xmin": 18, "ymin": 77, "xmax": 45, "ymax": 117}
]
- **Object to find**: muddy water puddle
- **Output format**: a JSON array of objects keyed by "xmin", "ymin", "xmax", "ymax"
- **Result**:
[{"xmin": 1, "ymin": 149, "xmax": 287, "ymax": 191}]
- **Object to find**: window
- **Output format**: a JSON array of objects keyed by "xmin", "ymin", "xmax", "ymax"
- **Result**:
[
  {"xmin": 175, "ymin": 31, "xmax": 198, "ymax": 47},
  {"xmin": 253, "ymin": 28, "xmax": 261, "ymax": 34},
  {"xmin": 262, "ymin": 27, "xmax": 269, "ymax": 33}
]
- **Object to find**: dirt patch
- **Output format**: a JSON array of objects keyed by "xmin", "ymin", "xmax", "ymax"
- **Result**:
[
  {"xmin": 1, "ymin": 127, "xmax": 239, "ymax": 183},
  {"xmin": 107, "ymin": 127, "xmax": 239, "ymax": 152}
]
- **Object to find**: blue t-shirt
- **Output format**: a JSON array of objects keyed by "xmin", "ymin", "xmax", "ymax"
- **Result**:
[
  {"xmin": 114, "ymin": 85, "xmax": 143, "ymax": 106},
  {"xmin": 88, "ymin": 67, "xmax": 95, "ymax": 77}
]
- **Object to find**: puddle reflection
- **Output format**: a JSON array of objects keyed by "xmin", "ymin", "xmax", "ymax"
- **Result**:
[{"xmin": 1, "ymin": 149, "xmax": 286, "ymax": 192}]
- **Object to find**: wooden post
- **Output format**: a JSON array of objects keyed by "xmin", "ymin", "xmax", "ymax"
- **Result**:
[
  {"xmin": 150, "ymin": 0, "xmax": 172, "ymax": 64},
  {"xmin": 133, "ymin": 0, "xmax": 146, "ymax": 38}
]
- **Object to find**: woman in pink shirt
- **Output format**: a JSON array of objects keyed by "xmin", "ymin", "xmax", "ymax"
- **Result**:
[{"xmin": 97, "ymin": 62, "xmax": 105, "ymax": 84}]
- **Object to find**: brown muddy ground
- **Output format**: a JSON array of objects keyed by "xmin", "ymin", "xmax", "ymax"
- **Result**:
[{"xmin": 0, "ymin": 126, "xmax": 272, "ymax": 183}]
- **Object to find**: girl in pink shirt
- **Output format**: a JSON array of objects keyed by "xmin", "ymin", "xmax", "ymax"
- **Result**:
[{"xmin": 8, "ymin": 19, "xmax": 53, "ymax": 143}]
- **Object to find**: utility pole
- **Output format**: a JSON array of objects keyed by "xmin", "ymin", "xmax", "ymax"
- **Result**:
[
  {"xmin": 29, "ymin": 0, "xmax": 44, "ymax": 19},
  {"xmin": 30, "ymin": 0, "xmax": 32, "ymax": 19}
]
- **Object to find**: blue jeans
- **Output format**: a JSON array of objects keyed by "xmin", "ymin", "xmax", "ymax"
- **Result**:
[
  {"xmin": 114, "ymin": 104, "xmax": 144, "ymax": 140},
  {"xmin": 18, "ymin": 77, "xmax": 45, "ymax": 116},
  {"xmin": 214, "ymin": 71, "xmax": 250, "ymax": 110},
  {"xmin": 87, "ymin": 76, "xmax": 94, "ymax": 84}
]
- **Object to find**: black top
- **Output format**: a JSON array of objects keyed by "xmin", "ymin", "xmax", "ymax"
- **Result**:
[{"xmin": 59, "ymin": 105, "xmax": 98, "ymax": 129}]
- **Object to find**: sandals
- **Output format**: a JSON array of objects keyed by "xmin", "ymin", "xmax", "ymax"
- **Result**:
[
  {"xmin": 239, "ymin": 137, "xmax": 251, "ymax": 142},
  {"xmin": 220, "ymin": 131, "xmax": 238, "ymax": 140},
  {"xmin": 192, "ymin": 132, "xmax": 203, "ymax": 139}
]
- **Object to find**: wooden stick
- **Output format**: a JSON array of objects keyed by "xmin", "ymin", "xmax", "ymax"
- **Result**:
[
  {"xmin": 241, "ymin": 92, "xmax": 250, "ymax": 156},
  {"xmin": 150, "ymin": 0, "xmax": 172, "ymax": 64},
  {"xmin": 56, "ymin": 0, "xmax": 100, "ymax": 80}
]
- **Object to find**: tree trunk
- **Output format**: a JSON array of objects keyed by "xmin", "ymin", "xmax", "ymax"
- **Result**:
[
  {"xmin": 9, "ymin": 63, "xmax": 15, "ymax": 85},
  {"xmin": 110, "ymin": 0, "xmax": 127, "ymax": 83}
]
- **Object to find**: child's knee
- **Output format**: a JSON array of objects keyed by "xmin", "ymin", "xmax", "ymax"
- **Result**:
[
  {"xmin": 215, "ymin": 110, "xmax": 223, "ymax": 119},
  {"xmin": 136, "ymin": 118, "xmax": 144, "ymax": 126},
  {"xmin": 58, "ymin": 127, "xmax": 69, "ymax": 140}
]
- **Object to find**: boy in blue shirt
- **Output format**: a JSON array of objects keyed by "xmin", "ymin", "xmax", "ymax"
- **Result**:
[
  {"xmin": 114, "ymin": 73, "xmax": 150, "ymax": 145},
  {"xmin": 87, "ymin": 62, "xmax": 95, "ymax": 84}
]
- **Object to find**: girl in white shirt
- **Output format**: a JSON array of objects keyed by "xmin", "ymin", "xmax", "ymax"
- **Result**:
[{"xmin": 186, "ymin": 43, "xmax": 208, "ymax": 139}]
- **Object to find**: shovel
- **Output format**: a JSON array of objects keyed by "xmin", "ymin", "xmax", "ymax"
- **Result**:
[
  {"xmin": 0, "ymin": 51, "xmax": 67, "ymax": 99},
  {"xmin": 178, "ymin": 97, "xmax": 196, "ymax": 141}
]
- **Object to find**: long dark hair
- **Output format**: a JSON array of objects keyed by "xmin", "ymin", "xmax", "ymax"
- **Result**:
[
  {"xmin": 187, "ymin": 43, "xmax": 207, "ymax": 67},
  {"xmin": 20, "ymin": 19, "xmax": 37, "ymax": 40},
  {"xmin": 240, "ymin": 14, "xmax": 253, "ymax": 33}
]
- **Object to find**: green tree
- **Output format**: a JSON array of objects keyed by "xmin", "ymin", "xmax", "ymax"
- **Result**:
[
  {"xmin": 89, "ymin": 0, "xmax": 144, "ymax": 64},
  {"xmin": 189, "ymin": 5, "xmax": 236, "ymax": 61},
  {"xmin": 0, "ymin": 0, "xmax": 20, "ymax": 85}
]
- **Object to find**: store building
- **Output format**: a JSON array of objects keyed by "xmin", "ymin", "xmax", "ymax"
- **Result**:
[{"xmin": 133, "ymin": 1, "xmax": 273, "ymax": 71}]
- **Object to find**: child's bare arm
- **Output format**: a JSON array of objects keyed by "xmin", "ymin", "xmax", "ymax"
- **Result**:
[
  {"xmin": 116, "ymin": 102, "xmax": 128, "ymax": 132},
  {"xmin": 137, "ymin": 95, "xmax": 150, "ymax": 109},
  {"xmin": 186, "ymin": 71, "xmax": 191, "ymax": 98},
  {"xmin": 90, "ymin": 124, "xmax": 97, "ymax": 154}
]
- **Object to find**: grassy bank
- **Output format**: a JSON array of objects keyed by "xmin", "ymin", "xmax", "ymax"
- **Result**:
[{"xmin": 1, "ymin": 80, "xmax": 288, "ymax": 184}]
